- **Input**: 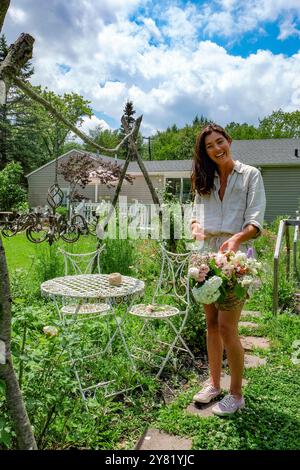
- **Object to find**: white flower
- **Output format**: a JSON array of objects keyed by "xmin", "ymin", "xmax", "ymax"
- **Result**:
[
  {"xmin": 238, "ymin": 276, "xmax": 253, "ymax": 287},
  {"xmin": 192, "ymin": 275, "xmax": 222, "ymax": 304},
  {"xmin": 188, "ymin": 267, "xmax": 200, "ymax": 279},
  {"xmin": 43, "ymin": 326, "xmax": 59, "ymax": 337},
  {"xmin": 192, "ymin": 285, "xmax": 221, "ymax": 304}
]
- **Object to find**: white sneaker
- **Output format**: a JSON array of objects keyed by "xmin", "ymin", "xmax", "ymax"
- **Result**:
[
  {"xmin": 193, "ymin": 384, "xmax": 221, "ymax": 404},
  {"xmin": 212, "ymin": 394, "xmax": 245, "ymax": 416}
]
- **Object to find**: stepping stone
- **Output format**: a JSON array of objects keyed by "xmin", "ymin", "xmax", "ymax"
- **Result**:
[
  {"xmin": 241, "ymin": 310, "xmax": 262, "ymax": 318},
  {"xmin": 135, "ymin": 428, "xmax": 192, "ymax": 450},
  {"xmin": 239, "ymin": 321, "xmax": 259, "ymax": 329},
  {"xmin": 187, "ymin": 374, "xmax": 248, "ymax": 418},
  {"xmin": 244, "ymin": 354, "xmax": 267, "ymax": 368},
  {"xmin": 240, "ymin": 336, "xmax": 270, "ymax": 351}
]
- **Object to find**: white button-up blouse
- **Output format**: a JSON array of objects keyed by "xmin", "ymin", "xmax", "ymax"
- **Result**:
[{"xmin": 191, "ymin": 160, "xmax": 266, "ymax": 239}]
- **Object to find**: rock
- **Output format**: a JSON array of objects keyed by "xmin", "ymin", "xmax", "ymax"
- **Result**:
[
  {"xmin": 240, "ymin": 336, "xmax": 270, "ymax": 351},
  {"xmin": 244, "ymin": 354, "xmax": 267, "ymax": 368}
]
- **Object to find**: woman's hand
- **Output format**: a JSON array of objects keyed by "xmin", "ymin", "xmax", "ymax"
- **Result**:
[
  {"xmin": 219, "ymin": 236, "xmax": 240, "ymax": 253},
  {"xmin": 191, "ymin": 222, "xmax": 206, "ymax": 241},
  {"xmin": 219, "ymin": 225, "xmax": 258, "ymax": 253}
]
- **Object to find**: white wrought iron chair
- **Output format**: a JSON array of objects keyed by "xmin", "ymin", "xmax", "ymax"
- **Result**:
[
  {"xmin": 56, "ymin": 246, "xmax": 119, "ymax": 403},
  {"xmin": 58, "ymin": 246, "xmax": 111, "ymax": 316},
  {"xmin": 129, "ymin": 243, "xmax": 195, "ymax": 377}
]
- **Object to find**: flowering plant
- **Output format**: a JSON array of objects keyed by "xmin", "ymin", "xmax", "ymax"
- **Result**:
[{"xmin": 188, "ymin": 248, "xmax": 263, "ymax": 305}]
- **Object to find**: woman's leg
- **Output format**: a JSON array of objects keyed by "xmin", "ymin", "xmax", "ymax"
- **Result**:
[
  {"xmin": 218, "ymin": 307, "xmax": 244, "ymax": 397},
  {"xmin": 204, "ymin": 303, "xmax": 223, "ymax": 389}
]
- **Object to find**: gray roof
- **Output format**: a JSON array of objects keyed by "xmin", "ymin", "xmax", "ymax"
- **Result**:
[
  {"xmin": 94, "ymin": 138, "xmax": 300, "ymax": 172},
  {"xmin": 26, "ymin": 138, "xmax": 300, "ymax": 178}
]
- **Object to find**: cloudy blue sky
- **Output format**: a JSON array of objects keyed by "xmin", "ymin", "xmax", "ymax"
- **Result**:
[{"xmin": 3, "ymin": 0, "xmax": 300, "ymax": 135}]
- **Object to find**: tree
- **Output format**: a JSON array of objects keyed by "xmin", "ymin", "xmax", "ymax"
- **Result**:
[
  {"xmin": 118, "ymin": 100, "xmax": 142, "ymax": 159},
  {"xmin": 85, "ymin": 126, "xmax": 121, "ymax": 156},
  {"xmin": 148, "ymin": 116, "xmax": 210, "ymax": 161},
  {"xmin": 258, "ymin": 109, "xmax": 300, "ymax": 138},
  {"xmin": 58, "ymin": 153, "xmax": 134, "ymax": 204},
  {"xmin": 27, "ymin": 87, "xmax": 93, "ymax": 166},
  {"xmin": 0, "ymin": 162, "xmax": 26, "ymax": 210},
  {"xmin": 225, "ymin": 122, "xmax": 261, "ymax": 140}
]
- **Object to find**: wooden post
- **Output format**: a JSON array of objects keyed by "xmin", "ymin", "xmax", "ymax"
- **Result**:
[
  {"xmin": 285, "ymin": 224, "xmax": 290, "ymax": 279},
  {"xmin": 273, "ymin": 219, "xmax": 285, "ymax": 315}
]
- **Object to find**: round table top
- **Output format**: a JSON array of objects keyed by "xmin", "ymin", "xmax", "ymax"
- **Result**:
[{"xmin": 41, "ymin": 273, "xmax": 145, "ymax": 299}]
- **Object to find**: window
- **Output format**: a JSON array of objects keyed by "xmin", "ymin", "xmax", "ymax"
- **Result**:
[
  {"xmin": 166, "ymin": 178, "xmax": 191, "ymax": 203},
  {"xmin": 182, "ymin": 179, "xmax": 192, "ymax": 203}
]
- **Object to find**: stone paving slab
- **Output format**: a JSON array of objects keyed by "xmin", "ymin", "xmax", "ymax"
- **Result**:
[
  {"xmin": 135, "ymin": 427, "xmax": 192, "ymax": 450},
  {"xmin": 187, "ymin": 374, "xmax": 248, "ymax": 418},
  {"xmin": 241, "ymin": 310, "xmax": 262, "ymax": 318},
  {"xmin": 244, "ymin": 354, "xmax": 267, "ymax": 368},
  {"xmin": 240, "ymin": 336, "xmax": 270, "ymax": 351},
  {"xmin": 239, "ymin": 321, "xmax": 259, "ymax": 329}
]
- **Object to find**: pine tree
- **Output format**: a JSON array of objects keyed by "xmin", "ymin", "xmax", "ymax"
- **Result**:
[{"xmin": 118, "ymin": 100, "xmax": 142, "ymax": 159}]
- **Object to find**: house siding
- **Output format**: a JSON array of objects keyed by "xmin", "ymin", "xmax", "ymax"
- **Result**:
[
  {"xmin": 94, "ymin": 175, "xmax": 164, "ymax": 204},
  {"xmin": 27, "ymin": 148, "xmax": 300, "ymax": 223},
  {"xmin": 27, "ymin": 152, "xmax": 94, "ymax": 207},
  {"xmin": 27, "ymin": 153, "xmax": 164, "ymax": 207},
  {"xmin": 262, "ymin": 167, "xmax": 300, "ymax": 222}
]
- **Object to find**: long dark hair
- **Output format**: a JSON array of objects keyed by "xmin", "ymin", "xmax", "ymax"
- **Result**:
[{"xmin": 191, "ymin": 124, "xmax": 232, "ymax": 195}]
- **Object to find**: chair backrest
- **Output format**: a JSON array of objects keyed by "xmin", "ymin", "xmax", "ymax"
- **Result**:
[
  {"xmin": 153, "ymin": 243, "xmax": 192, "ymax": 308},
  {"xmin": 58, "ymin": 246, "xmax": 105, "ymax": 275}
]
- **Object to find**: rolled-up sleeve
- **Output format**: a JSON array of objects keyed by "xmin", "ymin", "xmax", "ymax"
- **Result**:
[{"xmin": 242, "ymin": 169, "xmax": 266, "ymax": 237}]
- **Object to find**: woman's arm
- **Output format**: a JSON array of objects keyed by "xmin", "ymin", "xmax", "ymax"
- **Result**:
[
  {"xmin": 219, "ymin": 224, "xmax": 258, "ymax": 252},
  {"xmin": 190, "ymin": 192, "xmax": 206, "ymax": 240}
]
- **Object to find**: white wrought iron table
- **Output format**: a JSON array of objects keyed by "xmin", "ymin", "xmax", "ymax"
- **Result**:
[{"xmin": 41, "ymin": 273, "xmax": 145, "ymax": 402}]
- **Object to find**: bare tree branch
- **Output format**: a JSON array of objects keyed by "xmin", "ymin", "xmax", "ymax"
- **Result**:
[
  {"xmin": 121, "ymin": 115, "xmax": 161, "ymax": 206},
  {"xmin": 0, "ymin": 0, "xmax": 10, "ymax": 34},
  {"xmin": 8, "ymin": 76, "xmax": 139, "ymax": 154}
]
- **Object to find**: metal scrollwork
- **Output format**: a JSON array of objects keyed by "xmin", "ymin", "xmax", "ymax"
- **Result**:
[
  {"xmin": 47, "ymin": 183, "xmax": 64, "ymax": 210},
  {"xmin": 1, "ymin": 186, "xmax": 94, "ymax": 245}
]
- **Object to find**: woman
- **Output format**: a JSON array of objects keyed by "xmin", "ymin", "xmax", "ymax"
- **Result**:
[{"xmin": 190, "ymin": 123, "xmax": 266, "ymax": 416}]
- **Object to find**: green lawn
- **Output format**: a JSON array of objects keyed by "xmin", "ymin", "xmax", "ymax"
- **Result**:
[
  {"xmin": 2, "ymin": 233, "xmax": 37, "ymax": 271},
  {"xmin": 2, "ymin": 233, "xmax": 97, "ymax": 272}
]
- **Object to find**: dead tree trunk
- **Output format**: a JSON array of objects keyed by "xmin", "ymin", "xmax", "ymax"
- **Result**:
[
  {"xmin": 0, "ymin": 1, "xmax": 10, "ymax": 34},
  {"xmin": 0, "ymin": 235, "xmax": 37, "ymax": 449}
]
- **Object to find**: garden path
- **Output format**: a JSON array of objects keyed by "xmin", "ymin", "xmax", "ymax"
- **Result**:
[{"xmin": 135, "ymin": 309, "xmax": 270, "ymax": 450}]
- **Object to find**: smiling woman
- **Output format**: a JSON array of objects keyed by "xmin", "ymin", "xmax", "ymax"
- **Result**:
[{"xmin": 190, "ymin": 122, "xmax": 266, "ymax": 417}]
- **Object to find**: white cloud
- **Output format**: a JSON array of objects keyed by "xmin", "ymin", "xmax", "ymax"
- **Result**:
[
  {"xmin": 7, "ymin": 6, "xmax": 27, "ymax": 24},
  {"xmin": 70, "ymin": 115, "xmax": 110, "ymax": 143},
  {"xmin": 142, "ymin": 18, "xmax": 162, "ymax": 42},
  {"xmin": 203, "ymin": 0, "xmax": 300, "ymax": 38},
  {"xmin": 2, "ymin": 0, "xmax": 300, "ymax": 135},
  {"xmin": 278, "ymin": 15, "xmax": 300, "ymax": 39}
]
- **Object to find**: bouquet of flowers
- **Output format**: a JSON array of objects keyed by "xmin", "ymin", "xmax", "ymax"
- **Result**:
[{"xmin": 188, "ymin": 248, "xmax": 263, "ymax": 305}]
